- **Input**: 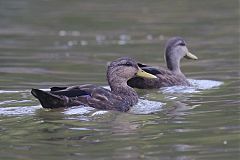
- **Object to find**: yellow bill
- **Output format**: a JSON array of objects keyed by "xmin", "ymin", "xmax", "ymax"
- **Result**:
[
  {"xmin": 136, "ymin": 67, "xmax": 157, "ymax": 79},
  {"xmin": 185, "ymin": 52, "xmax": 198, "ymax": 60}
]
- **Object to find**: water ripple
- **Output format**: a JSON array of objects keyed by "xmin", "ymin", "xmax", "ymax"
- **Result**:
[
  {"xmin": 0, "ymin": 100, "xmax": 32, "ymax": 105},
  {"xmin": 129, "ymin": 99, "xmax": 164, "ymax": 114},
  {"xmin": 0, "ymin": 90, "xmax": 26, "ymax": 94},
  {"xmin": 63, "ymin": 106, "xmax": 94, "ymax": 115},
  {"xmin": 0, "ymin": 105, "xmax": 41, "ymax": 116},
  {"xmin": 63, "ymin": 99, "xmax": 164, "ymax": 116},
  {"xmin": 161, "ymin": 79, "xmax": 223, "ymax": 94}
]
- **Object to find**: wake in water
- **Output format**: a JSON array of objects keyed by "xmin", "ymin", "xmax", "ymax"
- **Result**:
[
  {"xmin": 160, "ymin": 79, "xmax": 223, "ymax": 94},
  {"xmin": 0, "ymin": 79, "xmax": 223, "ymax": 116},
  {"xmin": 63, "ymin": 99, "xmax": 164, "ymax": 116},
  {"xmin": 0, "ymin": 97, "xmax": 163, "ymax": 116},
  {"xmin": 129, "ymin": 99, "xmax": 164, "ymax": 114}
]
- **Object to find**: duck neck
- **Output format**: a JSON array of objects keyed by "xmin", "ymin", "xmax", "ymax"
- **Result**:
[
  {"xmin": 108, "ymin": 77, "xmax": 138, "ymax": 104},
  {"xmin": 166, "ymin": 52, "xmax": 182, "ymax": 74}
]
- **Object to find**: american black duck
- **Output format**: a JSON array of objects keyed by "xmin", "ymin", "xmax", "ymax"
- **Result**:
[
  {"xmin": 127, "ymin": 37, "xmax": 198, "ymax": 89},
  {"xmin": 31, "ymin": 57, "xmax": 157, "ymax": 112}
]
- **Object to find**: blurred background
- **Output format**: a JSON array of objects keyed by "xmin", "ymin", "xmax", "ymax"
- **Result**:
[
  {"xmin": 0, "ymin": 0, "xmax": 239, "ymax": 160},
  {"xmin": 0, "ymin": 0, "xmax": 238, "ymax": 89}
]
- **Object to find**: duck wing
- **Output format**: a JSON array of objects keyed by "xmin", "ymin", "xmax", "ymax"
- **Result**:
[
  {"xmin": 79, "ymin": 87, "xmax": 128, "ymax": 111},
  {"xmin": 154, "ymin": 67, "xmax": 185, "ymax": 86},
  {"xmin": 138, "ymin": 63, "xmax": 161, "ymax": 75},
  {"xmin": 141, "ymin": 66, "xmax": 162, "ymax": 75},
  {"xmin": 50, "ymin": 88, "xmax": 88, "ymax": 97},
  {"xmin": 32, "ymin": 84, "xmax": 128, "ymax": 111},
  {"xmin": 31, "ymin": 86, "xmax": 92, "ymax": 109},
  {"xmin": 127, "ymin": 63, "xmax": 162, "ymax": 88},
  {"xmin": 50, "ymin": 86, "xmax": 68, "ymax": 91},
  {"xmin": 128, "ymin": 65, "xmax": 189, "ymax": 88}
]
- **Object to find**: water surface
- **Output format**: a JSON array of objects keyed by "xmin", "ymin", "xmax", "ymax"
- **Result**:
[{"xmin": 0, "ymin": 0, "xmax": 239, "ymax": 160}]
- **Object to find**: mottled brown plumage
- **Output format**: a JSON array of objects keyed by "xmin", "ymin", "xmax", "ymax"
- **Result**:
[
  {"xmin": 31, "ymin": 57, "xmax": 157, "ymax": 112},
  {"xmin": 128, "ymin": 37, "xmax": 198, "ymax": 89}
]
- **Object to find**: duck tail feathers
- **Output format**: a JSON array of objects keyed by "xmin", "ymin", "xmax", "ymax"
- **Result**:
[{"xmin": 31, "ymin": 89, "xmax": 65, "ymax": 109}]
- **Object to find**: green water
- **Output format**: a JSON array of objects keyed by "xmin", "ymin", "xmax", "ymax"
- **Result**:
[{"xmin": 0, "ymin": 0, "xmax": 239, "ymax": 159}]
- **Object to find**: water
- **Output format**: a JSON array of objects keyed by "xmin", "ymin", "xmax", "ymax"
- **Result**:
[{"xmin": 0, "ymin": 0, "xmax": 239, "ymax": 160}]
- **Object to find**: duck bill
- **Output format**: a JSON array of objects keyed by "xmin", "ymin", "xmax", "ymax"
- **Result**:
[
  {"xmin": 185, "ymin": 52, "xmax": 198, "ymax": 60},
  {"xmin": 136, "ymin": 67, "xmax": 157, "ymax": 79}
]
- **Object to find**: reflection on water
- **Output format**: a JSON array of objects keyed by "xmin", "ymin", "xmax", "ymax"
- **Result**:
[{"xmin": 0, "ymin": 0, "xmax": 239, "ymax": 160}]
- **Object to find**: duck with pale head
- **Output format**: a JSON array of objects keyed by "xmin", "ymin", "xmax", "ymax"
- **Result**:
[{"xmin": 128, "ymin": 37, "xmax": 198, "ymax": 89}]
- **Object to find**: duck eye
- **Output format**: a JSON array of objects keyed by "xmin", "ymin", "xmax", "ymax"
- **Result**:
[
  {"xmin": 125, "ymin": 62, "xmax": 133, "ymax": 67},
  {"xmin": 178, "ymin": 42, "xmax": 186, "ymax": 46}
]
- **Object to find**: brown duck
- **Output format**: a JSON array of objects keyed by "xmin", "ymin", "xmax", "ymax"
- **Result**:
[
  {"xmin": 31, "ymin": 57, "xmax": 157, "ymax": 112},
  {"xmin": 127, "ymin": 37, "xmax": 198, "ymax": 89}
]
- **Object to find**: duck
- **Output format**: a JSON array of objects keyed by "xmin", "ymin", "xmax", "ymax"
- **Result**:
[
  {"xmin": 127, "ymin": 37, "xmax": 198, "ymax": 89},
  {"xmin": 31, "ymin": 57, "xmax": 157, "ymax": 112}
]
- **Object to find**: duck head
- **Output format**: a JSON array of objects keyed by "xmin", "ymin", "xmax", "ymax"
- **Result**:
[
  {"xmin": 107, "ymin": 57, "xmax": 157, "ymax": 90},
  {"xmin": 165, "ymin": 37, "xmax": 198, "ymax": 73}
]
